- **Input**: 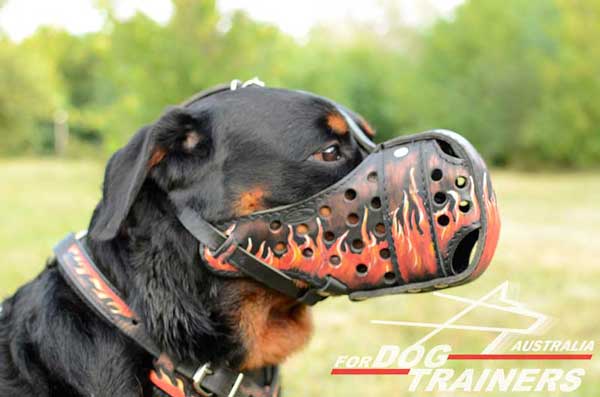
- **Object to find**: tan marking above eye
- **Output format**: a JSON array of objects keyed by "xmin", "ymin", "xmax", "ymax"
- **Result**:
[
  {"xmin": 183, "ymin": 131, "xmax": 201, "ymax": 152},
  {"xmin": 326, "ymin": 112, "xmax": 349, "ymax": 135}
]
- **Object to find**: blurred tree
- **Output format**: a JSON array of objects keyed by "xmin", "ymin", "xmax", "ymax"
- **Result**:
[
  {"xmin": 283, "ymin": 27, "xmax": 412, "ymax": 140},
  {"xmin": 93, "ymin": 0, "xmax": 299, "ymax": 150},
  {"xmin": 521, "ymin": 0, "xmax": 600, "ymax": 167},
  {"xmin": 414, "ymin": 0, "xmax": 559, "ymax": 165},
  {"xmin": 22, "ymin": 28, "xmax": 107, "ymax": 148},
  {"xmin": 1, "ymin": 0, "xmax": 600, "ymax": 168},
  {"xmin": 0, "ymin": 38, "xmax": 61, "ymax": 154}
]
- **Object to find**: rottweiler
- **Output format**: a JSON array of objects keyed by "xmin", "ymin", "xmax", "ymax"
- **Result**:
[{"xmin": 0, "ymin": 83, "xmax": 376, "ymax": 396}]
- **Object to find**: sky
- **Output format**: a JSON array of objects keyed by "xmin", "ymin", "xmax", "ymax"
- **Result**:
[{"xmin": 0, "ymin": 0, "xmax": 463, "ymax": 42}]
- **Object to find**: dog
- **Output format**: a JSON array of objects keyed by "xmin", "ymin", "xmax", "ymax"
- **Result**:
[{"xmin": 0, "ymin": 83, "xmax": 376, "ymax": 396}]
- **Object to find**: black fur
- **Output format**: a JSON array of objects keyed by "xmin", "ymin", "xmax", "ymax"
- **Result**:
[{"xmin": 0, "ymin": 86, "xmax": 367, "ymax": 396}]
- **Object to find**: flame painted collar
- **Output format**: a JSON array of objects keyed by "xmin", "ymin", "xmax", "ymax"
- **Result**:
[{"xmin": 52, "ymin": 233, "xmax": 281, "ymax": 397}]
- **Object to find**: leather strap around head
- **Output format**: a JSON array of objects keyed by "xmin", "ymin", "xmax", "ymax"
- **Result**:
[{"xmin": 52, "ymin": 233, "xmax": 280, "ymax": 397}]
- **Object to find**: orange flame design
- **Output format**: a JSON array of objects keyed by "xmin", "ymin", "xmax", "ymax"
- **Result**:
[
  {"xmin": 472, "ymin": 172, "xmax": 500, "ymax": 278},
  {"xmin": 253, "ymin": 207, "xmax": 393, "ymax": 289},
  {"xmin": 67, "ymin": 244, "xmax": 134, "ymax": 319},
  {"xmin": 149, "ymin": 368, "xmax": 186, "ymax": 397},
  {"xmin": 391, "ymin": 168, "xmax": 438, "ymax": 282},
  {"xmin": 203, "ymin": 140, "xmax": 500, "ymax": 291},
  {"xmin": 204, "ymin": 167, "xmax": 455, "ymax": 288},
  {"xmin": 205, "ymin": 207, "xmax": 393, "ymax": 289}
]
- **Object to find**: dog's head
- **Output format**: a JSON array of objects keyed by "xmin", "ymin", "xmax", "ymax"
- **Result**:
[
  {"xmin": 90, "ymin": 86, "xmax": 373, "ymax": 239},
  {"xmin": 85, "ymin": 83, "xmax": 499, "ymax": 371},
  {"xmin": 87, "ymin": 85, "xmax": 375, "ymax": 369}
]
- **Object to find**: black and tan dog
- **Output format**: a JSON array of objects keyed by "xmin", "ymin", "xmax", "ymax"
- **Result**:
[{"xmin": 0, "ymin": 84, "xmax": 376, "ymax": 396}]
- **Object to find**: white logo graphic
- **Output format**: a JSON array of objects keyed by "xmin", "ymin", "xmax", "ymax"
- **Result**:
[
  {"xmin": 371, "ymin": 281, "xmax": 551, "ymax": 353},
  {"xmin": 331, "ymin": 282, "xmax": 593, "ymax": 393}
]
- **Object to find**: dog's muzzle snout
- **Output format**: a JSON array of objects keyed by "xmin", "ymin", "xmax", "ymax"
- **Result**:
[{"xmin": 183, "ymin": 128, "xmax": 500, "ymax": 303}]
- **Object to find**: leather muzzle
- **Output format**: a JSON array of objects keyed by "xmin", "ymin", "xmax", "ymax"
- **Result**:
[{"xmin": 199, "ymin": 129, "xmax": 500, "ymax": 300}]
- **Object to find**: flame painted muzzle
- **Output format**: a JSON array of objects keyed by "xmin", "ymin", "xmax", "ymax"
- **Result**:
[
  {"xmin": 175, "ymin": 84, "xmax": 500, "ymax": 303},
  {"xmin": 177, "ymin": 128, "xmax": 500, "ymax": 303}
]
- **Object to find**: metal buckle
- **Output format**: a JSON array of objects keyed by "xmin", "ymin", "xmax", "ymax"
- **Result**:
[
  {"xmin": 192, "ymin": 363, "xmax": 214, "ymax": 396},
  {"xmin": 228, "ymin": 373, "xmax": 244, "ymax": 397},
  {"xmin": 192, "ymin": 363, "xmax": 244, "ymax": 397},
  {"xmin": 230, "ymin": 77, "xmax": 265, "ymax": 91}
]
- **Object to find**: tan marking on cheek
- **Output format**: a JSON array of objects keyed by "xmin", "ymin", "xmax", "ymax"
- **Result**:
[
  {"xmin": 326, "ymin": 112, "xmax": 349, "ymax": 135},
  {"xmin": 235, "ymin": 187, "xmax": 267, "ymax": 216},
  {"xmin": 148, "ymin": 147, "xmax": 167, "ymax": 168},
  {"xmin": 232, "ymin": 280, "xmax": 313, "ymax": 370},
  {"xmin": 358, "ymin": 117, "xmax": 376, "ymax": 137}
]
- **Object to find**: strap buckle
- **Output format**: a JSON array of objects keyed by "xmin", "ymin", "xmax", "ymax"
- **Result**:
[
  {"xmin": 192, "ymin": 363, "xmax": 214, "ymax": 396},
  {"xmin": 192, "ymin": 363, "xmax": 245, "ymax": 397},
  {"xmin": 230, "ymin": 77, "xmax": 265, "ymax": 91},
  {"xmin": 227, "ymin": 373, "xmax": 245, "ymax": 397}
]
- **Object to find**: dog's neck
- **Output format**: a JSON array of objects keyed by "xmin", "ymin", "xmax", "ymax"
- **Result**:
[
  {"xmin": 87, "ymin": 181, "xmax": 246, "ymax": 368},
  {"xmin": 86, "ymin": 181, "xmax": 313, "ymax": 370}
]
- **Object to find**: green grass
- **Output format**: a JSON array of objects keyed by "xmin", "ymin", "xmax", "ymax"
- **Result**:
[{"xmin": 1, "ymin": 159, "xmax": 599, "ymax": 396}]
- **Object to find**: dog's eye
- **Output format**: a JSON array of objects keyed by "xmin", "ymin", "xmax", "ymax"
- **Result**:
[{"xmin": 313, "ymin": 144, "xmax": 342, "ymax": 162}]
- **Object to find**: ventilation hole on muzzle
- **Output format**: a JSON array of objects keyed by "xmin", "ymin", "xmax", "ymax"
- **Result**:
[
  {"xmin": 274, "ymin": 242, "xmax": 287, "ymax": 255},
  {"xmin": 434, "ymin": 192, "xmax": 447, "ymax": 205},
  {"xmin": 455, "ymin": 176, "xmax": 468, "ymax": 189},
  {"xmin": 324, "ymin": 231, "xmax": 335, "ymax": 242},
  {"xmin": 296, "ymin": 223, "xmax": 309, "ymax": 235},
  {"xmin": 347, "ymin": 213, "xmax": 360, "ymax": 226},
  {"xmin": 371, "ymin": 197, "xmax": 381, "ymax": 210},
  {"xmin": 451, "ymin": 228, "xmax": 480, "ymax": 275},
  {"xmin": 431, "ymin": 168, "xmax": 443, "ymax": 181},
  {"xmin": 269, "ymin": 220, "xmax": 282, "ymax": 231},
  {"xmin": 379, "ymin": 248, "xmax": 391, "ymax": 259},
  {"xmin": 356, "ymin": 264, "xmax": 368, "ymax": 276},
  {"xmin": 435, "ymin": 139, "xmax": 460, "ymax": 158},
  {"xmin": 375, "ymin": 223, "xmax": 386, "ymax": 237},
  {"xmin": 302, "ymin": 248, "xmax": 313, "ymax": 258},
  {"xmin": 319, "ymin": 205, "xmax": 332, "ymax": 217},
  {"xmin": 437, "ymin": 214, "xmax": 450, "ymax": 226},
  {"xmin": 367, "ymin": 171, "xmax": 378, "ymax": 182},
  {"xmin": 329, "ymin": 255, "xmax": 341, "ymax": 267},
  {"xmin": 384, "ymin": 271, "xmax": 396, "ymax": 284},
  {"xmin": 345, "ymin": 189, "xmax": 357, "ymax": 201},
  {"xmin": 459, "ymin": 200, "xmax": 471, "ymax": 213},
  {"xmin": 351, "ymin": 239, "xmax": 364, "ymax": 252}
]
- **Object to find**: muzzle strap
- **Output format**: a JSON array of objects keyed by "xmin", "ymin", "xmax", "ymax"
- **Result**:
[{"xmin": 176, "ymin": 207, "xmax": 340, "ymax": 304}]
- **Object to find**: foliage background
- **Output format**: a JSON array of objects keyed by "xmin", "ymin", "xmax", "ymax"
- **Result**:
[
  {"xmin": 1, "ymin": 0, "xmax": 600, "ymax": 167},
  {"xmin": 1, "ymin": 1, "xmax": 599, "ymax": 396}
]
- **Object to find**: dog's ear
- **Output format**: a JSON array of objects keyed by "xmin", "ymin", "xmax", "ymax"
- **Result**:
[{"xmin": 89, "ymin": 107, "xmax": 208, "ymax": 240}]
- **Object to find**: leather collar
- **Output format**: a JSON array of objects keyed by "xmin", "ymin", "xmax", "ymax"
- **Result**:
[{"xmin": 52, "ymin": 232, "xmax": 280, "ymax": 397}]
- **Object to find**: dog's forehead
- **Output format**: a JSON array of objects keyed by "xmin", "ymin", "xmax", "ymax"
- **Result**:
[{"xmin": 190, "ymin": 87, "xmax": 339, "ymax": 140}]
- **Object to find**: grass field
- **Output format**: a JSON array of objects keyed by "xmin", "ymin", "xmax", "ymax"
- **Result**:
[{"xmin": 1, "ymin": 158, "xmax": 599, "ymax": 396}]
